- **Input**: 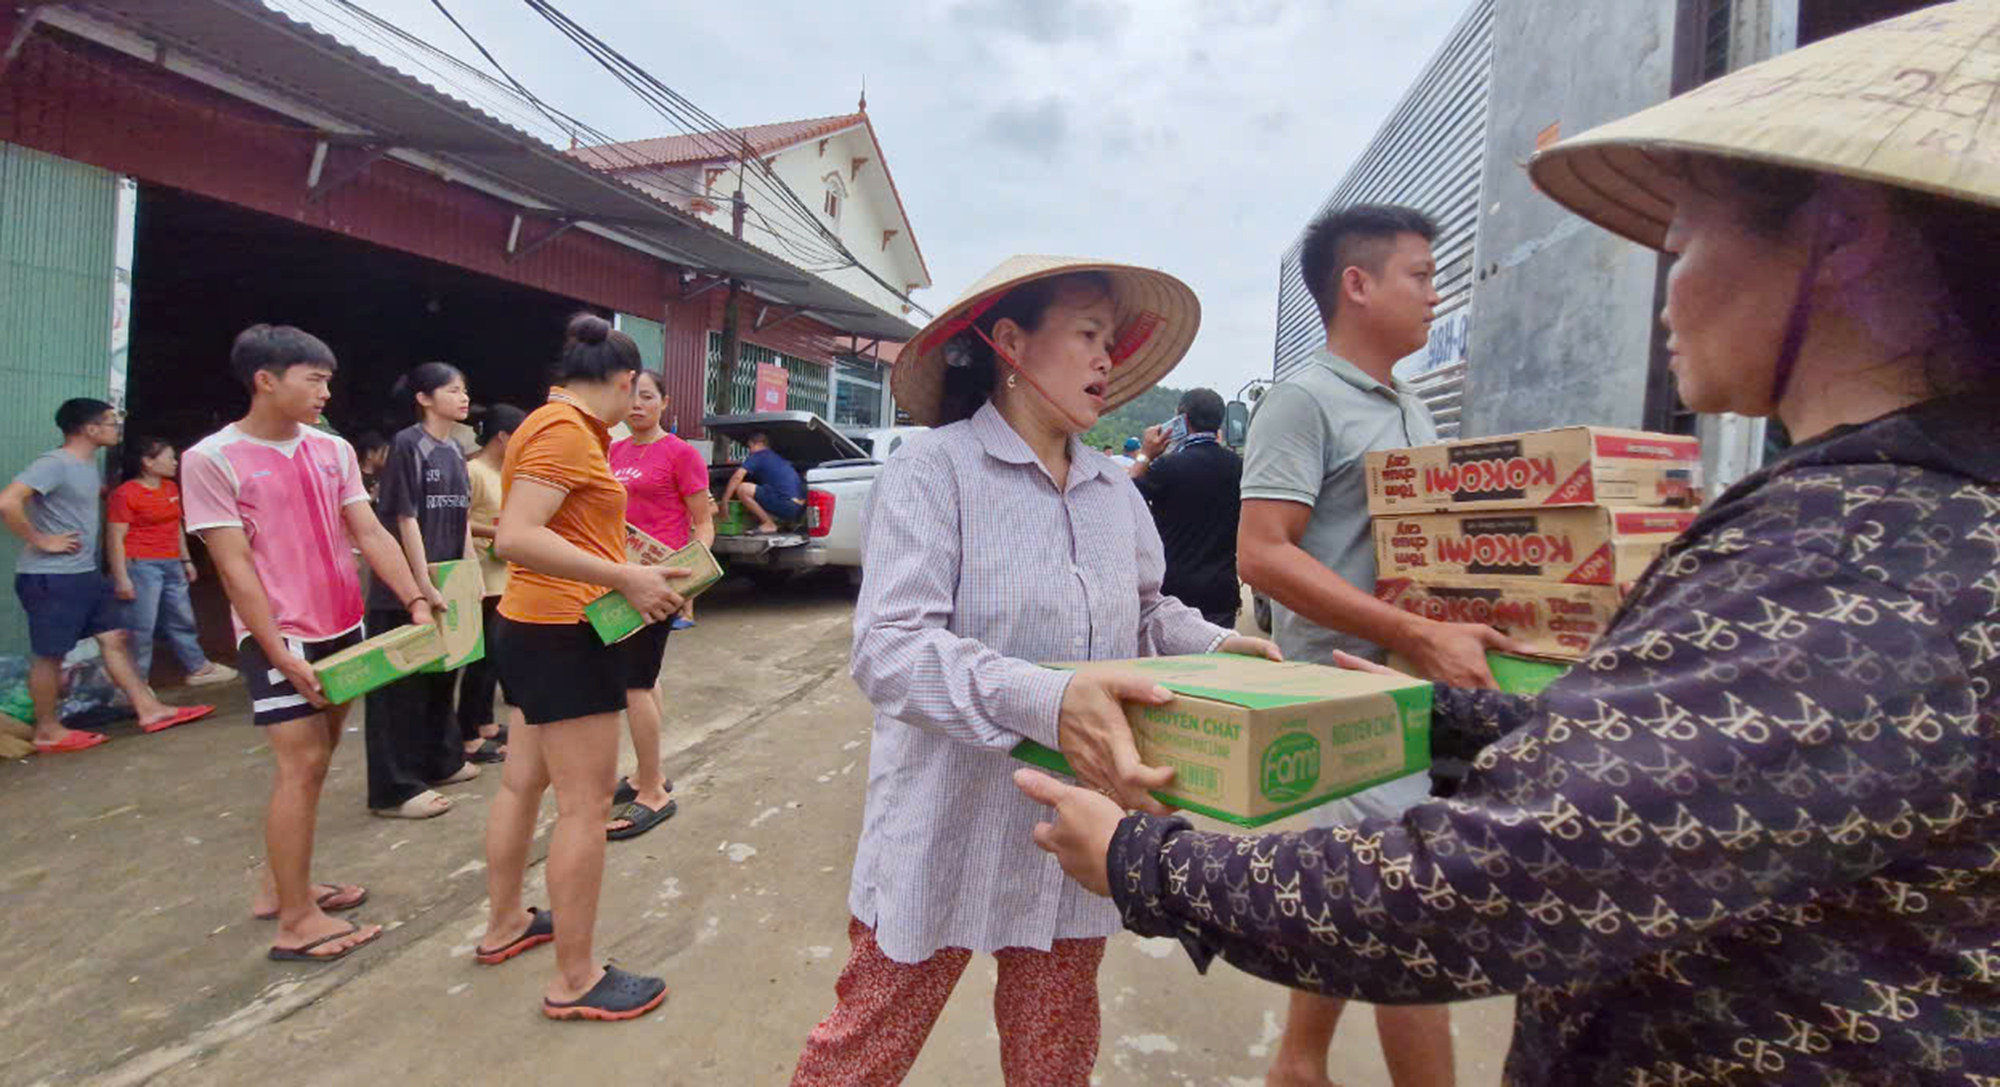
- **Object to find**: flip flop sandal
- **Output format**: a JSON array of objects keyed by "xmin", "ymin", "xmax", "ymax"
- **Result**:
[
  {"xmin": 33, "ymin": 731, "xmax": 108, "ymax": 754},
  {"xmin": 542, "ymin": 965, "xmax": 668, "ymax": 1022},
  {"xmin": 268, "ymin": 921, "xmax": 381, "ymax": 963},
  {"xmin": 465, "ymin": 739, "xmax": 506, "ymax": 764},
  {"xmin": 252, "ymin": 883, "xmax": 369, "ymax": 921},
  {"xmin": 430, "ymin": 763, "xmax": 481, "ymax": 786},
  {"xmin": 140, "ymin": 704, "xmax": 215, "ymax": 734},
  {"xmin": 606, "ymin": 799, "xmax": 678, "ymax": 842},
  {"xmin": 371, "ymin": 790, "xmax": 452, "ymax": 819},
  {"xmin": 612, "ymin": 776, "xmax": 675, "ymax": 807},
  {"xmin": 475, "ymin": 907, "xmax": 554, "ymax": 965}
]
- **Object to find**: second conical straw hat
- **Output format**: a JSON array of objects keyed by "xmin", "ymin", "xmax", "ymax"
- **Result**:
[{"xmin": 1531, "ymin": 0, "xmax": 2000, "ymax": 250}]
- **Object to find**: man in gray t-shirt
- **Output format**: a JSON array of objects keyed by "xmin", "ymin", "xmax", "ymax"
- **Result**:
[
  {"xmin": 1237, "ymin": 205, "xmax": 1523, "ymax": 1087},
  {"xmin": 1, "ymin": 398, "xmax": 198, "ymax": 751},
  {"xmin": 12, "ymin": 446, "xmax": 105, "ymax": 576}
]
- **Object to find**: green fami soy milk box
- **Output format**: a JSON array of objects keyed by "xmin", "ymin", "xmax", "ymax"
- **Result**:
[{"xmin": 1012, "ymin": 654, "xmax": 1434, "ymax": 827}]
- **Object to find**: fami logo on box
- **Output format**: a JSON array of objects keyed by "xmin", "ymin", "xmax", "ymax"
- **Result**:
[{"xmin": 1260, "ymin": 729, "xmax": 1321, "ymax": 802}]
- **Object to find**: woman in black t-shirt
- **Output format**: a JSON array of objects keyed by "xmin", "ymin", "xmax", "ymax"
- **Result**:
[{"xmin": 364, "ymin": 362, "xmax": 475, "ymax": 818}]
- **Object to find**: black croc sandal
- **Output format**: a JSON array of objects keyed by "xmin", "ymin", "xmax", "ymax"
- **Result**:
[
  {"xmin": 606, "ymin": 799, "xmax": 678, "ymax": 841},
  {"xmin": 542, "ymin": 965, "xmax": 668, "ymax": 1021},
  {"xmin": 612, "ymin": 776, "xmax": 674, "ymax": 807},
  {"xmin": 475, "ymin": 907, "xmax": 554, "ymax": 965},
  {"xmin": 466, "ymin": 739, "xmax": 506, "ymax": 764}
]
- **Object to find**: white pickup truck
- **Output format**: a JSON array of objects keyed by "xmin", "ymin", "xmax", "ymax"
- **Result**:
[{"xmin": 704, "ymin": 412, "xmax": 881, "ymax": 587}]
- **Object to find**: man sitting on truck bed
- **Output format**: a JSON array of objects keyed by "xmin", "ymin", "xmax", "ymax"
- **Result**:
[{"xmin": 720, "ymin": 431, "xmax": 806, "ymax": 535}]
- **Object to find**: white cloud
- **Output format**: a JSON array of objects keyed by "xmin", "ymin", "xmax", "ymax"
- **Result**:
[{"xmin": 271, "ymin": 0, "xmax": 1468, "ymax": 396}]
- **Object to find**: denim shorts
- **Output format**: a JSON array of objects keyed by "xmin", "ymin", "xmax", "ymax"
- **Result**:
[
  {"xmin": 14, "ymin": 572, "xmax": 126, "ymax": 659},
  {"xmin": 761, "ymin": 490, "xmax": 805, "ymax": 521}
]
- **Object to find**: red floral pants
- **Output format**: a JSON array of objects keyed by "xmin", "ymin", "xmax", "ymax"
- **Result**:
[{"xmin": 790, "ymin": 917, "xmax": 1107, "ymax": 1086}]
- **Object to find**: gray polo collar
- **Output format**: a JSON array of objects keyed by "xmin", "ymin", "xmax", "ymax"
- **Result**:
[{"xmin": 1310, "ymin": 348, "xmax": 1408, "ymax": 400}]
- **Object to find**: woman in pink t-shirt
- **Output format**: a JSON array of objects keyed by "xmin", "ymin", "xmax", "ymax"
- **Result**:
[{"xmin": 604, "ymin": 371, "xmax": 713, "ymax": 840}]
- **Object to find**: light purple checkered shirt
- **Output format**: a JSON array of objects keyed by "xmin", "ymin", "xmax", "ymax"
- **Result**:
[{"xmin": 847, "ymin": 402, "xmax": 1230, "ymax": 963}]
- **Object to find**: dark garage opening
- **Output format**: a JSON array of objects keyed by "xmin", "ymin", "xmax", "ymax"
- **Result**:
[
  {"xmin": 124, "ymin": 184, "xmax": 597, "ymax": 676},
  {"xmin": 128, "ymin": 184, "xmax": 592, "ymax": 453}
]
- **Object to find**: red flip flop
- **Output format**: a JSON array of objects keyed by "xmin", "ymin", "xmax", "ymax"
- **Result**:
[
  {"xmin": 141, "ymin": 704, "xmax": 216, "ymax": 734},
  {"xmin": 33, "ymin": 731, "xmax": 108, "ymax": 754}
]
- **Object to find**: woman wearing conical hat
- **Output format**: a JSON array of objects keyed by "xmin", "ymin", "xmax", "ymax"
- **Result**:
[
  {"xmin": 787, "ymin": 257, "xmax": 1279, "ymax": 1084},
  {"xmin": 1018, "ymin": 4, "xmax": 2000, "ymax": 1083}
]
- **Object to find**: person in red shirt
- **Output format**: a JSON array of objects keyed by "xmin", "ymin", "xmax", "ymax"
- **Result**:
[
  {"xmin": 107, "ymin": 437, "xmax": 237, "ymax": 688},
  {"xmin": 604, "ymin": 371, "xmax": 714, "ymax": 840}
]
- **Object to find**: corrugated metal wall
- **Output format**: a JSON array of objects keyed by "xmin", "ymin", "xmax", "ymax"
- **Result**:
[
  {"xmin": 0, "ymin": 142, "xmax": 117, "ymax": 655},
  {"xmin": 660, "ymin": 295, "xmax": 711, "ymax": 438},
  {"xmin": 1271, "ymin": 0, "xmax": 1494, "ymax": 438}
]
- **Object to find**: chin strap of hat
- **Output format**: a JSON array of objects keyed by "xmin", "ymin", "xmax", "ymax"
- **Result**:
[
  {"xmin": 967, "ymin": 323, "xmax": 1101, "ymax": 434},
  {"xmin": 1770, "ymin": 212, "xmax": 1832, "ymax": 407}
]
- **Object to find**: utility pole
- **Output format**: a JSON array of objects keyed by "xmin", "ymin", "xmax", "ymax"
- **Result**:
[{"xmin": 713, "ymin": 138, "xmax": 752, "ymax": 416}]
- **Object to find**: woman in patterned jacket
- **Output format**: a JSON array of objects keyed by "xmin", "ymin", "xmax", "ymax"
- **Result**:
[
  {"xmin": 788, "ymin": 257, "xmax": 1280, "ymax": 1086},
  {"xmin": 1021, "ymin": 5, "xmax": 2000, "ymax": 1084}
]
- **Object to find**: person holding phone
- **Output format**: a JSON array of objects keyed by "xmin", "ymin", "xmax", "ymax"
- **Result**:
[{"xmin": 1128, "ymin": 389, "xmax": 1243, "ymax": 629}]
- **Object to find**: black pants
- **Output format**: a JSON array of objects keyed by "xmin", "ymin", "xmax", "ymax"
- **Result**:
[
  {"xmin": 1201, "ymin": 607, "xmax": 1240, "ymax": 632},
  {"xmin": 363, "ymin": 608, "xmax": 467, "ymax": 809},
  {"xmin": 455, "ymin": 597, "xmax": 502, "ymax": 741}
]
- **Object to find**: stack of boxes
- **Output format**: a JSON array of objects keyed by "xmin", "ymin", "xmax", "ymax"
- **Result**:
[{"xmin": 1363, "ymin": 426, "xmax": 1704, "ymax": 661}]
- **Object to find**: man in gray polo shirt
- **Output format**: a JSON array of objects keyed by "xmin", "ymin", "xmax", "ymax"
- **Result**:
[{"xmin": 1239, "ymin": 205, "xmax": 1523, "ymax": 1087}]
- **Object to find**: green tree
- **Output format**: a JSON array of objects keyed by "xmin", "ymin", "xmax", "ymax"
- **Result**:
[{"xmin": 1081, "ymin": 384, "xmax": 1187, "ymax": 450}]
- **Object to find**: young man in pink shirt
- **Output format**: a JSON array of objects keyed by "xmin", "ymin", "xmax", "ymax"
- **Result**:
[{"xmin": 182, "ymin": 325, "xmax": 435, "ymax": 963}]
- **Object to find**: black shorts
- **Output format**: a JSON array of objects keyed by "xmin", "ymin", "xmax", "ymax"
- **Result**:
[
  {"xmin": 238, "ymin": 628, "xmax": 366, "ymax": 726},
  {"xmin": 622, "ymin": 621, "xmax": 672, "ymax": 691},
  {"xmin": 492, "ymin": 614, "xmax": 627, "ymax": 725}
]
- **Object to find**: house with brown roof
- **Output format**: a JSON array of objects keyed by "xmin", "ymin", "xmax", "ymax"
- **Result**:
[{"xmin": 574, "ymin": 101, "xmax": 931, "ymax": 327}]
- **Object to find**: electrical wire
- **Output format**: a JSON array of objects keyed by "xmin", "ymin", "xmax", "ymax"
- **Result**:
[
  {"xmin": 316, "ymin": 0, "xmax": 727, "ymax": 206},
  {"xmin": 518, "ymin": 0, "xmax": 930, "ymax": 314},
  {"xmin": 312, "ymin": 0, "xmax": 927, "ymax": 315}
]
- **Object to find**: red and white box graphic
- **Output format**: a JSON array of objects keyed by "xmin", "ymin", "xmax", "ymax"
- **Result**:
[
  {"xmin": 1365, "ymin": 426, "xmax": 1702, "ymax": 516},
  {"xmin": 1374, "ymin": 576, "xmax": 1626, "ymax": 660},
  {"xmin": 1374, "ymin": 506, "xmax": 1696, "ymax": 586}
]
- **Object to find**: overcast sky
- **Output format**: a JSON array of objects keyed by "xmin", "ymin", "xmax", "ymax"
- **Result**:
[{"xmin": 274, "ymin": 0, "xmax": 1469, "ymax": 397}]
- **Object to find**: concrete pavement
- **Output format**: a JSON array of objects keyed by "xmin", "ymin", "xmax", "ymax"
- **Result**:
[{"xmin": 0, "ymin": 577, "xmax": 1511, "ymax": 1086}]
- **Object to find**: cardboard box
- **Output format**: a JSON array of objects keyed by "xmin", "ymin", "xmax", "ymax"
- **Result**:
[
  {"xmin": 586, "ymin": 532, "xmax": 725, "ymax": 645},
  {"xmin": 1374, "ymin": 506, "xmax": 1695, "ymax": 586},
  {"xmin": 1375, "ymin": 577, "xmax": 1623, "ymax": 660},
  {"xmin": 1009, "ymin": 654, "xmax": 1434, "ymax": 828},
  {"xmin": 420, "ymin": 559, "xmax": 486, "ymax": 672},
  {"xmin": 313, "ymin": 623, "xmax": 446, "ymax": 704},
  {"xmin": 1385, "ymin": 650, "xmax": 1571, "ymax": 696},
  {"xmin": 1365, "ymin": 426, "xmax": 1702, "ymax": 515}
]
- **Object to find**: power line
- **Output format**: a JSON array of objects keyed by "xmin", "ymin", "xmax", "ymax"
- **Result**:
[
  {"xmin": 313, "ymin": 0, "xmax": 927, "ymax": 316},
  {"xmin": 518, "ymin": 0, "xmax": 931, "ymax": 315}
]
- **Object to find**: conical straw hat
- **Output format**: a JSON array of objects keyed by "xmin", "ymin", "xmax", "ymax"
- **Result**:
[
  {"xmin": 1531, "ymin": 0, "xmax": 2000, "ymax": 250},
  {"xmin": 893, "ymin": 256, "xmax": 1200, "ymax": 428}
]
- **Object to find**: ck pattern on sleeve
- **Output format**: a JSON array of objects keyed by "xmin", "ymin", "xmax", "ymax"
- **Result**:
[{"xmin": 1110, "ymin": 398, "xmax": 2000, "ymax": 1085}]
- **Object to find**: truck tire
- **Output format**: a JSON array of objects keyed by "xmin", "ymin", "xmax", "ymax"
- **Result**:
[{"xmin": 1252, "ymin": 593, "xmax": 1272, "ymax": 634}]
